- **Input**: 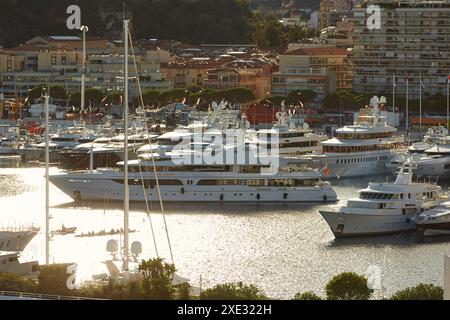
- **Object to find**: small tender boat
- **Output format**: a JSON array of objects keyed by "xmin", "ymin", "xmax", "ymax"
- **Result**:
[{"xmin": 50, "ymin": 225, "xmax": 77, "ymax": 236}]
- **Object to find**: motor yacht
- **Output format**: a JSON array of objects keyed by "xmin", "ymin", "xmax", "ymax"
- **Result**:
[
  {"xmin": 318, "ymin": 96, "xmax": 405, "ymax": 178},
  {"xmin": 319, "ymin": 157, "xmax": 447, "ymax": 237},
  {"xmin": 50, "ymin": 146, "xmax": 337, "ymax": 203}
]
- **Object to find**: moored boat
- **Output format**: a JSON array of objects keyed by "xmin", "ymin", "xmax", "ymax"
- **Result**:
[{"xmin": 319, "ymin": 157, "xmax": 447, "ymax": 238}]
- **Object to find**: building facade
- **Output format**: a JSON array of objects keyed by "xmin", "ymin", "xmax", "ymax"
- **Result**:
[
  {"xmin": 272, "ymin": 47, "xmax": 351, "ymax": 98},
  {"xmin": 0, "ymin": 36, "xmax": 172, "ymax": 99},
  {"xmin": 352, "ymin": 0, "xmax": 450, "ymax": 98},
  {"xmin": 318, "ymin": 0, "xmax": 354, "ymax": 29}
]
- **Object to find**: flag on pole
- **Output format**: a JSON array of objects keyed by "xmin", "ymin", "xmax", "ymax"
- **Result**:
[
  {"xmin": 420, "ymin": 77, "xmax": 425, "ymax": 89},
  {"xmin": 393, "ymin": 74, "xmax": 396, "ymax": 88}
]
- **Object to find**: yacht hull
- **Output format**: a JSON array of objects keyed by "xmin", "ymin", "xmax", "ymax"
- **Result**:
[
  {"xmin": 415, "ymin": 157, "xmax": 450, "ymax": 179},
  {"xmin": 417, "ymin": 221, "xmax": 450, "ymax": 236},
  {"xmin": 0, "ymin": 155, "xmax": 21, "ymax": 168},
  {"xmin": 50, "ymin": 174, "xmax": 338, "ymax": 203},
  {"xmin": 0, "ymin": 230, "xmax": 38, "ymax": 251},
  {"xmin": 323, "ymin": 150, "xmax": 398, "ymax": 179},
  {"xmin": 319, "ymin": 211, "xmax": 417, "ymax": 237}
]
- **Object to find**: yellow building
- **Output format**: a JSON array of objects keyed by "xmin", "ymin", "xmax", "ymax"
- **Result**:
[
  {"xmin": 37, "ymin": 51, "xmax": 80, "ymax": 72},
  {"xmin": 0, "ymin": 51, "xmax": 24, "ymax": 72}
]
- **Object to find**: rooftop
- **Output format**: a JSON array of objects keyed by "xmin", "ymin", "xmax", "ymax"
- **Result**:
[{"xmin": 284, "ymin": 47, "xmax": 348, "ymax": 56}]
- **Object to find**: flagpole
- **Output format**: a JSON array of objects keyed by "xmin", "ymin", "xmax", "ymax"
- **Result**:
[
  {"xmin": 406, "ymin": 76, "xmax": 409, "ymax": 137},
  {"xmin": 447, "ymin": 76, "xmax": 449, "ymax": 129},
  {"xmin": 393, "ymin": 74, "xmax": 395, "ymax": 116},
  {"xmin": 419, "ymin": 73, "xmax": 422, "ymax": 138}
]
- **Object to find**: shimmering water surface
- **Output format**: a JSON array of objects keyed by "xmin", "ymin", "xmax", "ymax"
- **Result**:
[{"xmin": 1, "ymin": 167, "xmax": 449, "ymax": 299}]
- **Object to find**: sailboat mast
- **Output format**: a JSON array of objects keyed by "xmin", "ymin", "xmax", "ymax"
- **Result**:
[
  {"xmin": 123, "ymin": 19, "xmax": 130, "ymax": 271},
  {"xmin": 44, "ymin": 93, "xmax": 50, "ymax": 265}
]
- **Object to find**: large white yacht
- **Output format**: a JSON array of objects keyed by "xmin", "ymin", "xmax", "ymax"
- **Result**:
[
  {"xmin": 0, "ymin": 226, "xmax": 39, "ymax": 251},
  {"xmin": 254, "ymin": 107, "xmax": 327, "ymax": 156},
  {"xmin": 319, "ymin": 158, "xmax": 447, "ymax": 237},
  {"xmin": 50, "ymin": 148, "xmax": 337, "ymax": 203},
  {"xmin": 319, "ymin": 96, "xmax": 405, "ymax": 178}
]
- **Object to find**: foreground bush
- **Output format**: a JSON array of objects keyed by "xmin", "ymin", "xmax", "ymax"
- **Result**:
[
  {"xmin": 201, "ymin": 282, "xmax": 267, "ymax": 300},
  {"xmin": 293, "ymin": 292, "xmax": 322, "ymax": 300},
  {"xmin": 0, "ymin": 273, "xmax": 37, "ymax": 293},
  {"xmin": 390, "ymin": 284, "xmax": 443, "ymax": 300},
  {"xmin": 139, "ymin": 258, "xmax": 176, "ymax": 300},
  {"xmin": 38, "ymin": 264, "xmax": 72, "ymax": 296},
  {"xmin": 325, "ymin": 272, "xmax": 373, "ymax": 300}
]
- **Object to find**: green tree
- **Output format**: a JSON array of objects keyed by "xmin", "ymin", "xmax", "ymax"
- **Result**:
[
  {"xmin": 177, "ymin": 282, "xmax": 192, "ymax": 300},
  {"xmin": 68, "ymin": 89, "xmax": 105, "ymax": 108},
  {"xmin": 325, "ymin": 272, "xmax": 373, "ymax": 300},
  {"xmin": 264, "ymin": 95, "xmax": 284, "ymax": 106},
  {"xmin": 390, "ymin": 284, "xmax": 443, "ymax": 300},
  {"xmin": 49, "ymin": 85, "xmax": 68, "ymax": 100},
  {"xmin": 38, "ymin": 264, "xmax": 71, "ymax": 296},
  {"xmin": 286, "ymin": 90, "xmax": 317, "ymax": 106},
  {"xmin": 106, "ymin": 91, "xmax": 123, "ymax": 105},
  {"xmin": 138, "ymin": 258, "xmax": 176, "ymax": 300},
  {"xmin": 293, "ymin": 291, "xmax": 323, "ymax": 300},
  {"xmin": 85, "ymin": 88, "xmax": 105, "ymax": 106},
  {"xmin": 160, "ymin": 89, "xmax": 189, "ymax": 104},
  {"xmin": 222, "ymin": 88, "xmax": 256, "ymax": 103},
  {"xmin": 28, "ymin": 85, "xmax": 46, "ymax": 102},
  {"xmin": 200, "ymin": 282, "xmax": 267, "ymax": 300},
  {"xmin": 142, "ymin": 90, "xmax": 162, "ymax": 107},
  {"xmin": 68, "ymin": 92, "xmax": 81, "ymax": 107},
  {"xmin": 0, "ymin": 273, "xmax": 37, "ymax": 292},
  {"xmin": 28, "ymin": 84, "xmax": 67, "ymax": 103}
]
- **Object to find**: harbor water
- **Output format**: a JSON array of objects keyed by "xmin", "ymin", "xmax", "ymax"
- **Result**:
[{"xmin": 1, "ymin": 166, "xmax": 449, "ymax": 299}]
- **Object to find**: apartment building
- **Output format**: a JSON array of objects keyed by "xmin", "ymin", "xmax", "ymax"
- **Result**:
[
  {"xmin": 272, "ymin": 47, "xmax": 351, "ymax": 98},
  {"xmin": 0, "ymin": 36, "xmax": 172, "ymax": 98},
  {"xmin": 318, "ymin": 0, "xmax": 354, "ymax": 29},
  {"xmin": 162, "ymin": 58, "xmax": 217, "ymax": 88},
  {"xmin": 0, "ymin": 52, "xmax": 24, "ymax": 73},
  {"xmin": 352, "ymin": 0, "xmax": 450, "ymax": 98},
  {"xmin": 203, "ymin": 60, "xmax": 273, "ymax": 99}
]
